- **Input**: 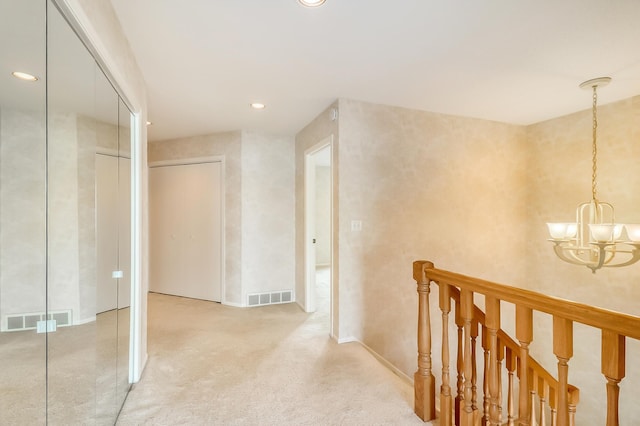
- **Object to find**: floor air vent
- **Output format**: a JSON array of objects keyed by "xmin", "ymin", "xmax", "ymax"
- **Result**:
[
  {"xmin": 247, "ymin": 290, "xmax": 293, "ymax": 307},
  {"xmin": 2, "ymin": 310, "xmax": 72, "ymax": 332}
]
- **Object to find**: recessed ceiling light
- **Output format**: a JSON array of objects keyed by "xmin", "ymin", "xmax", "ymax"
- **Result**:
[
  {"xmin": 250, "ymin": 103, "xmax": 266, "ymax": 110},
  {"xmin": 12, "ymin": 71, "xmax": 38, "ymax": 82},
  {"xmin": 298, "ymin": 0, "xmax": 326, "ymax": 7}
]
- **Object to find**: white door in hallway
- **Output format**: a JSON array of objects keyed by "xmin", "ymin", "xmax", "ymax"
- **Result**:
[
  {"xmin": 96, "ymin": 154, "xmax": 119, "ymax": 313},
  {"xmin": 149, "ymin": 161, "xmax": 222, "ymax": 302}
]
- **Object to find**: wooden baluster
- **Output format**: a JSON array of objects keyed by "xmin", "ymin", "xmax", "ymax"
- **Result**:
[
  {"xmin": 471, "ymin": 319, "xmax": 479, "ymax": 426},
  {"xmin": 549, "ymin": 387, "xmax": 557, "ymax": 426},
  {"xmin": 412, "ymin": 261, "xmax": 436, "ymax": 421},
  {"xmin": 568, "ymin": 389, "xmax": 579, "ymax": 426},
  {"xmin": 440, "ymin": 282, "xmax": 452, "ymax": 425},
  {"xmin": 482, "ymin": 326, "xmax": 490, "ymax": 425},
  {"xmin": 516, "ymin": 306, "xmax": 533, "ymax": 425},
  {"xmin": 529, "ymin": 370, "xmax": 537, "ymax": 426},
  {"xmin": 455, "ymin": 299, "xmax": 464, "ymax": 426},
  {"xmin": 506, "ymin": 348, "xmax": 516, "ymax": 426},
  {"xmin": 602, "ymin": 330, "xmax": 625, "ymax": 426},
  {"xmin": 486, "ymin": 296, "xmax": 501, "ymax": 426},
  {"xmin": 553, "ymin": 316, "xmax": 573, "ymax": 426},
  {"xmin": 497, "ymin": 339, "xmax": 505, "ymax": 425},
  {"xmin": 460, "ymin": 289, "xmax": 475, "ymax": 426},
  {"xmin": 538, "ymin": 377, "xmax": 548, "ymax": 426}
]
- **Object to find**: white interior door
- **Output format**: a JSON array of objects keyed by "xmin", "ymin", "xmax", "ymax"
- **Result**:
[
  {"xmin": 149, "ymin": 162, "xmax": 222, "ymax": 302},
  {"xmin": 118, "ymin": 157, "xmax": 131, "ymax": 309},
  {"xmin": 304, "ymin": 153, "xmax": 317, "ymax": 313},
  {"xmin": 96, "ymin": 154, "xmax": 119, "ymax": 313}
]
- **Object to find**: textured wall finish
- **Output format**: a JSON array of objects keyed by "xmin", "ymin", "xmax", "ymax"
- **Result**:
[
  {"xmin": 0, "ymin": 109, "xmax": 47, "ymax": 318},
  {"xmin": 240, "ymin": 131, "xmax": 295, "ymax": 299},
  {"xmin": 1, "ymin": 110, "xmax": 121, "ymax": 325},
  {"xmin": 148, "ymin": 130, "xmax": 295, "ymax": 305},
  {"xmin": 317, "ymin": 96, "xmax": 640, "ymax": 423},
  {"xmin": 335, "ymin": 98, "xmax": 528, "ymax": 374}
]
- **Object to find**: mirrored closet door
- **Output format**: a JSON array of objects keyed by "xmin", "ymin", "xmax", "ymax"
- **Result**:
[{"xmin": 0, "ymin": 1, "xmax": 134, "ymax": 424}]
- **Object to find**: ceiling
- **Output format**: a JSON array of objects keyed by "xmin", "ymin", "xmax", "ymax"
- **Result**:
[{"xmin": 109, "ymin": 0, "xmax": 640, "ymax": 142}]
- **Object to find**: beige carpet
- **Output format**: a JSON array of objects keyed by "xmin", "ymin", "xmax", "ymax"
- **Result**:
[{"xmin": 116, "ymin": 280, "xmax": 428, "ymax": 425}]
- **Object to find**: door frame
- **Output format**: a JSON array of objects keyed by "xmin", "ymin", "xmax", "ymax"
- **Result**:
[
  {"xmin": 148, "ymin": 156, "xmax": 226, "ymax": 304},
  {"xmin": 304, "ymin": 136, "xmax": 334, "ymax": 336}
]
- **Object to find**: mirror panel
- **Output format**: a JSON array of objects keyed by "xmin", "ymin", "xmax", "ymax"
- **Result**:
[
  {"xmin": 0, "ymin": 0, "xmax": 47, "ymax": 424},
  {"xmin": 0, "ymin": 0, "xmax": 134, "ymax": 423},
  {"xmin": 117, "ymin": 97, "xmax": 132, "ymax": 408},
  {"xmin": 93, "ymin": 65, "xmax": 122, "ymax": 424},
  {"xmin": 46, "ymin": 1, "xmax": 104, "ymax": 422}
]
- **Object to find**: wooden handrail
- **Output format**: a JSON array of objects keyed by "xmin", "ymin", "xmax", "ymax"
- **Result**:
[
  {"xmin": 413, "ymin": 260, "xmax": 638, "ymax": 426},
  {"xmin": 425, "ymin": 267, "xmax": 640, "ymax": 340}
]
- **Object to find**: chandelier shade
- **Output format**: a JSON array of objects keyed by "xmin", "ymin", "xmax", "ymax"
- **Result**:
[{"xmin": 546, "ymin": 77, "xmax": 640, "ymax": 272}]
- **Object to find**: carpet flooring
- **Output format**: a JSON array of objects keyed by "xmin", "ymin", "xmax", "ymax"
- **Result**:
[{"xmin": 116, "ymin": 268, "xmax": 428, "ymax": 425}]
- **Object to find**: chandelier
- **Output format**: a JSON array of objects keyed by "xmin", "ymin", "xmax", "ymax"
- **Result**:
[{"xmin": 546, "ymin": 77, "xmax": 640, "ymax": 273}]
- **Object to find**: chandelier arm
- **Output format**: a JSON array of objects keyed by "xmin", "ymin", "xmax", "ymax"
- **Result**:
[
  {"xmin": 601, "ymin": 245, "xmax": 640, "ymax": 268},
  {"xmin": 552, "ymin": 242, "xmax": 599, "ymax": 268}
]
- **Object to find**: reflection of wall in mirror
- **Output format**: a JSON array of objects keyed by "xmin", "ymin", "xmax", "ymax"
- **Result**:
[
  {"xmin": 0, "ymin": 108, "xmax": 47, "ymax": 326},
  {"xmin": 0, "ymin": 108, "xmax": 120, "ymax": 328}
]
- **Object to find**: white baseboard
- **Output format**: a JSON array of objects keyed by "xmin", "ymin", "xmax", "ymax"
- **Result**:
[
  {"xmin": 338, "ymin": 337, "xmax": 413, "ymax": 385},
  {"xmin": 222, "ymin": 300, "xmax": 244, "ymax": 308},
  {"xmin": 359, "ymin": 341, "xmax": 413, "ymax": 385},
  {"xmin": 75, "ymin": 315, "xmax": 96, "ymax": 325}
]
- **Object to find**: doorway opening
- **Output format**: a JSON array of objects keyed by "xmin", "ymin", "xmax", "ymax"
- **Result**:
[{"xmin": 304, "ymin": 137, "xmax": 334, "ymax": 336}]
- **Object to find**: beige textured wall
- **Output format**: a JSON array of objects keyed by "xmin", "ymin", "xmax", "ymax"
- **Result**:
[
  {"xmin": 336, "ymin": 98, "xmax": 528, "ymax": 371},
  {"xmin": 524, "ymin": 96, "xmax": 640, "ymax": 423},
  {"xmin": 148, "ymin": 132, "xmax": 243, "ymax": 304},
  {"xmin": 241, "ymin": 131, "xmax": 295, "ymax": 299},
  {"xmin": 149, "ymin": 130, "xmax": 295, "ymax": 305},
  {"xmin": 0, "ymin": 109, "xmax": 47, "ymax": 319},
  {"xmin": 324, "ymin": 96, "xmax": 640, "ymax": 422},
  {"xmin": 0, "ymin": 110, "xmax": 122, "ymax": 325}
]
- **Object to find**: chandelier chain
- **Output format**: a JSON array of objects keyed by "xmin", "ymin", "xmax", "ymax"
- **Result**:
[{"xmin": 591, "ymin": 85, "xmax": 598, "ymax": 202}]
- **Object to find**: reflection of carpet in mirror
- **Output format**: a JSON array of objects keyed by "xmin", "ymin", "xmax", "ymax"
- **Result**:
[{"xmin": 0, "ymin": 308, "xmax": 129, "ymax": 425}]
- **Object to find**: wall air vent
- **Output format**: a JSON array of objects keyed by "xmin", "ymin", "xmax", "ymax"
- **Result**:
[
  {"xmin": 247, "ymin": 290, "xmax": 293, "ymax": 307},
  {"xmin": 2, "ymin": 310, "xmax": 72, "ymax": 332}
]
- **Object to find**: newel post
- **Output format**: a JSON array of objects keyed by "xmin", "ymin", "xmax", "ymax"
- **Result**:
[{"xmin": 413, "ymin": 260, "xmax": 436, "ymax": 421}]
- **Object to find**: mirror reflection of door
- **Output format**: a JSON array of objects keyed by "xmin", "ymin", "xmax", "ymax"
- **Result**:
[{"xmin": 0, "ymin": 1, "xmax": 133, "ymax": 424}]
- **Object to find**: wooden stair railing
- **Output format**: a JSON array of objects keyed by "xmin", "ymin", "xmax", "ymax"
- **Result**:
[{"xmin": 413, "ymin": 260, "xmax": 640, "ymax": 426}]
